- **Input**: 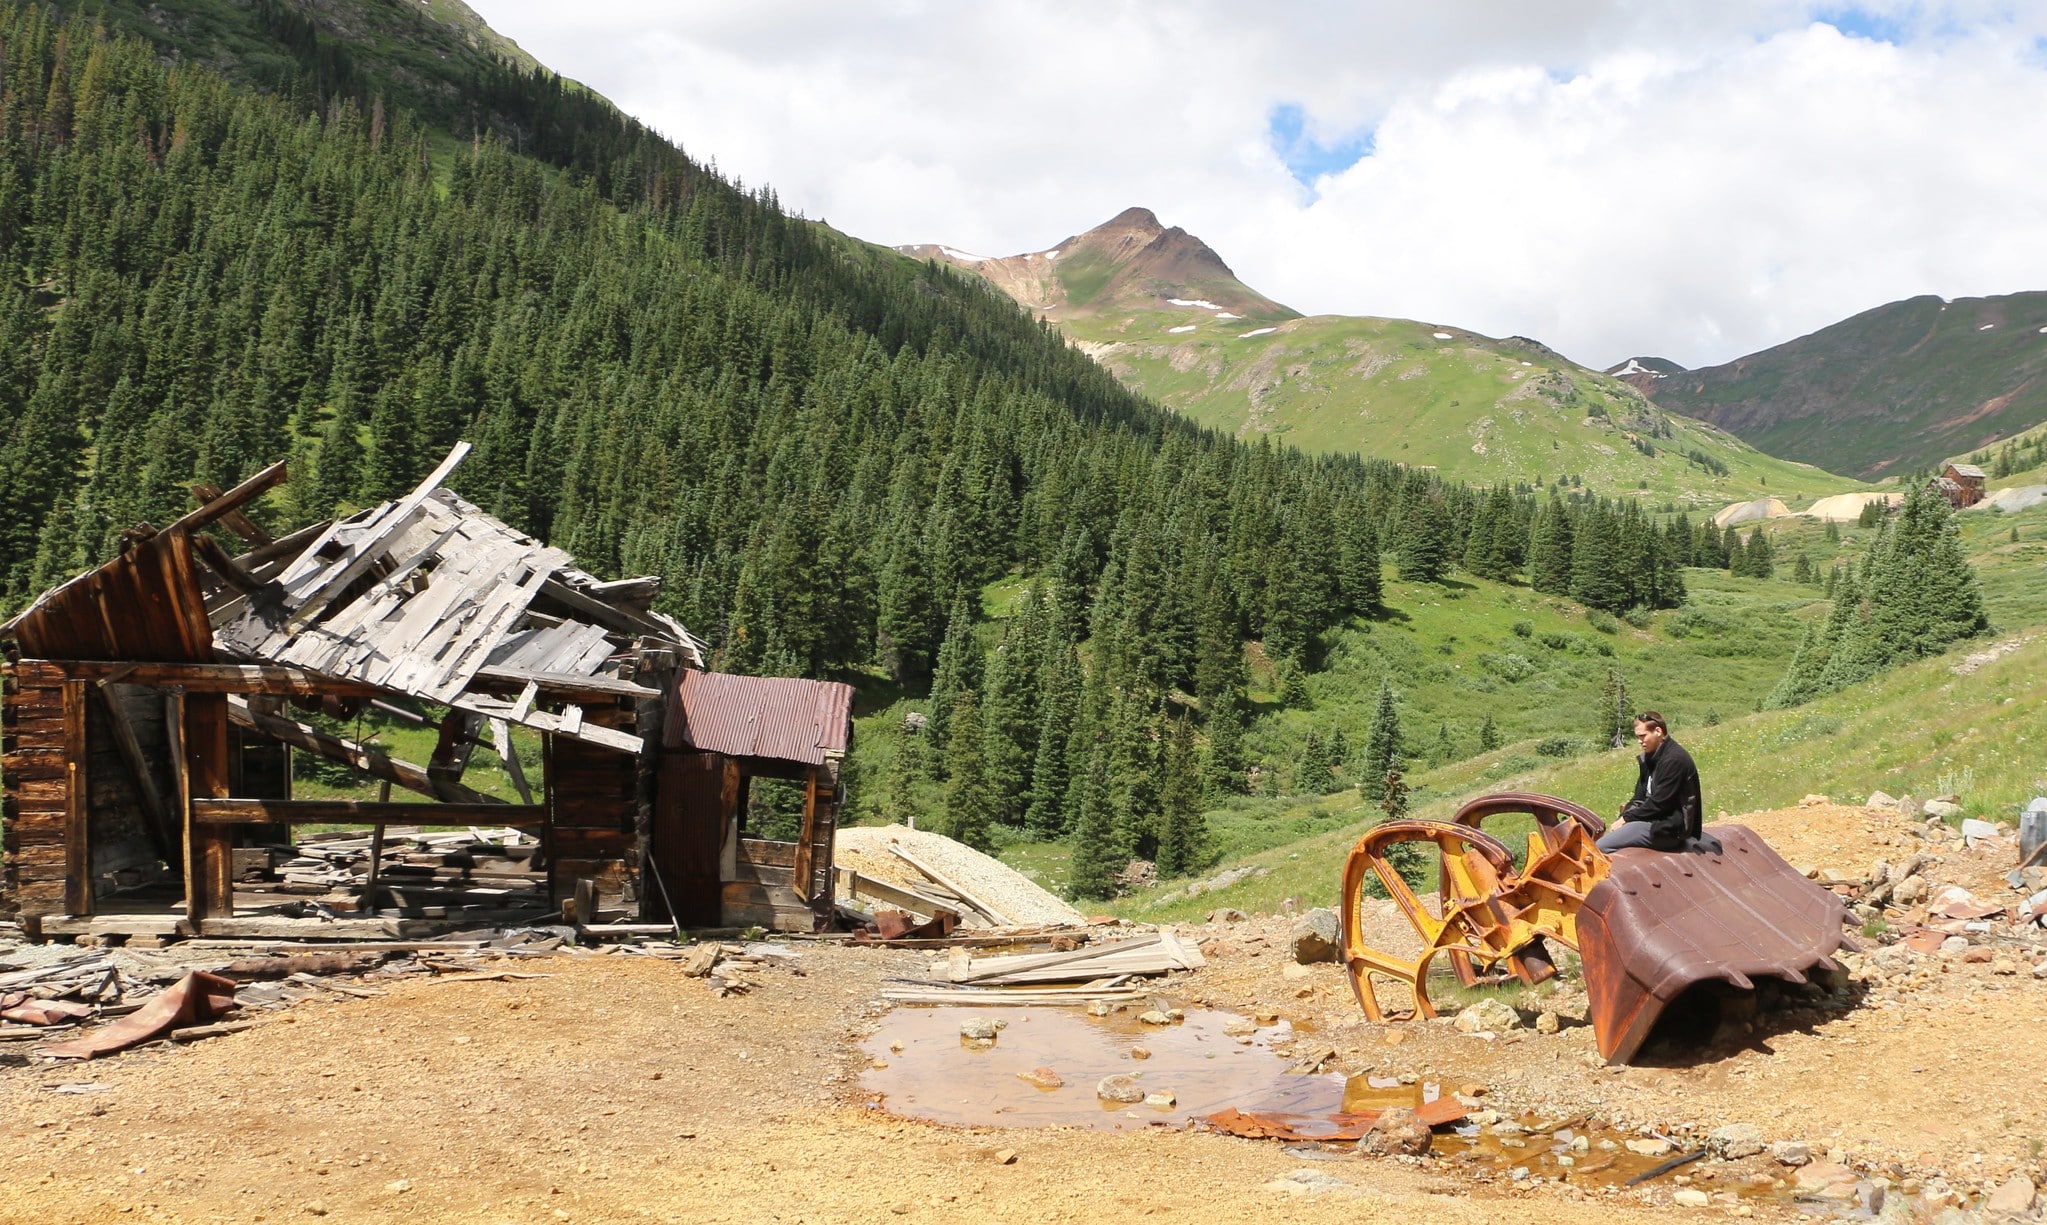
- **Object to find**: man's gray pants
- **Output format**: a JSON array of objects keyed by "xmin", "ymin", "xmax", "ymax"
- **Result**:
[{"xmin": 1595, "ymin": 821, "xmax": 1659, "ymax": 853}]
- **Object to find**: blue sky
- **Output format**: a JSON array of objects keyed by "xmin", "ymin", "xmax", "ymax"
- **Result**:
[{"xmin": 1267, "ymin": 104, "xmax": 1377, "ymax": 193}]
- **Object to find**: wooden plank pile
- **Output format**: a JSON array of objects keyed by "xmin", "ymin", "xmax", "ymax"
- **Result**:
[
  {"xmin": 242, "ymin": 827, "xmax": 550, "ymax": 921},
  {"xmin": 879, "ymin": 928, "xmax": 1205, "ymax": 1005}
]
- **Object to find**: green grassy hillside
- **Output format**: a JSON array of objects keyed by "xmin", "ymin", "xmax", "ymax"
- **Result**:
[
  {"xmin": 1064, "ymin": 309, "xmax": 1857, "ymax": 507},
  {"xmin": 840, "ymin": 490, "xmax": 2046, "ymax": 911},
  {"xmin": 909, "ymin": 210, "xmax": 1861, "ymax": 507},
  {"xmin": 1650, "ymin": 291, "xmax": 2047, "ymax": 480}
]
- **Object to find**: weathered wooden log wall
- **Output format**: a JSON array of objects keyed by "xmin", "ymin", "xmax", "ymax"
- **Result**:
[
  {"xmin": 1, "ymin": 662, "xmax": 65, "ymax": 916},
  {"xmin": 548, "ymin": 701, "xmax": 639, "ymax": 910}
]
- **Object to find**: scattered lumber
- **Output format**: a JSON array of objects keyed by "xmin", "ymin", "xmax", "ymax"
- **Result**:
[{"xmin": 944, "ymin": 930, "xmax": 1204, "ymax": 986}]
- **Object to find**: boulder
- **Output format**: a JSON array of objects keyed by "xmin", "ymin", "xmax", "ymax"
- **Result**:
[
  {"xmin": 1867, "ymin": 791, "xmax": 1900, "ymax": 810},
  {"xmin": 1672, "ymin": 1189, "xmax": 1711, "ymax": 1207},
  {"xmin": 1984, "ymin": 1175, "xmax": 2037, "ymax": 1217},
  {"xmin": 1096, "ymin": 1074, "xmax": 1146, "ymax": 1104},
  {"xmin": 1898, "ymin": 795, "xmax": 1923, "ymax": 820},
  {"xmin": 1355, "ymin": 1106, "xmax": 1433, "ymax": 1157},
  {"xmin": 1453, "ymin": 998, "xmax": 1523, "ymax": 1033},
  {"xmin": 1925, "ymin": 799, "xmax": 1964, "ymax": 820},
  {"xmin": 1893, "ymin": 876, "xmax": 1931, "ymax": 906},
  {"xmin": 1290, "ymin": 908, "xmax": 1342, "ymax": 964},
  {"xmin": 1625, "ymin": 1137, "xmax": 1674, "ymax": 1157},
  {"xmin": 1769, "ymin": 1140, "xmax": 1811, "ymax": 1167},
  {"xmin": 1707, "ymin": 1123, "xmax": 1766, "ymax": 1159}
]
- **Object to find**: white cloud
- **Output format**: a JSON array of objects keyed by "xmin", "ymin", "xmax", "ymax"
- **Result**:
[{"xmin": 463, "ymin": 2, "xmax": 2047, "ymax": 368}]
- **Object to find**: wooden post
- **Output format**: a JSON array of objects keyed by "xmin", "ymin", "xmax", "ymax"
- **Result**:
[
  {"xmin": 61, "ymin": 680, "xmax": 92, "ymax": 917},
  {"xmin": 169, "ymin": 688, "xmax": 198, "ymax": 922},
  {"xmin": 178, "ymin": 690, "xmax": 234, "ymax": 922}
]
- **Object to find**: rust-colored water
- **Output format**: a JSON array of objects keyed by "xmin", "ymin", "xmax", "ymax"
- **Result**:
[
  {"xmin": 859, "ymin": 1005, "xmax": 1337, "ymax": 1132},
  {"xmin": 860, "ymin": 1005, "xmax": 1786, "ymax": 1200}
]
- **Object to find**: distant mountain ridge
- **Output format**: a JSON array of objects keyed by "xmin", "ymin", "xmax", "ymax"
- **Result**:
[
  {"xmin": 904, "ymin": 211, "xmax": 1855, "ymax": 506},
  {"xmin": 1618, "ymin": 292, "xmax": 2047, "ymax": 479}
]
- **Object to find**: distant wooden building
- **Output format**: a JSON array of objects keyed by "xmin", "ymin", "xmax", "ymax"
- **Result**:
[
  {"xmin": 0, "ymin": 445, "xmax": 846, "ymax": 942},
  {"xmin": 1940, "ymin": 463, "xmax": 1987, "ymax": 507}
]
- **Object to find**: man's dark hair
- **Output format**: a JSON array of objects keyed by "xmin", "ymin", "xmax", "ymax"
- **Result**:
[{"xmin": 1633, "ymin": 711, "xmax": 1667, "ymax": 732}]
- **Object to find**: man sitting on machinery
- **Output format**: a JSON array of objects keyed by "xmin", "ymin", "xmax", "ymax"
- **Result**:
[{"xmin": 1595, "ymin": 710, "xmax": 1705, "ymax": 853}]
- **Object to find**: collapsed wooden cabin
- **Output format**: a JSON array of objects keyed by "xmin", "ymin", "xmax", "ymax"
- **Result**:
[{"xmin": 0, "ymin": 445, "xmax": 850, "ymax": 941}]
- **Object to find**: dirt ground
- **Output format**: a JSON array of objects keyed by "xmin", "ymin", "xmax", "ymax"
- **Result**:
[{"xmin": 1, "ymin": 801, "xmax": 2040, "ymax": 1224}]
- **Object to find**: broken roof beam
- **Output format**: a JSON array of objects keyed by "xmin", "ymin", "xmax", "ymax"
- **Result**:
[
  {"xmin": 471, "ymin": 665, "xmax": 657, "ymax": 700},
  {"xmin": 160, "ymin": 460, "xmax": 289, "ymax": 537},
  {"xmin": 189, "ymin": 483, "xmax": 276, "ymax": 546},
  {"xmin": 536, "ymin": 578, "xmax": 684, "ymax": 646},
  {"xmin": 449, "ymin": 693, "xmax": 643, "ymax": 754},
  {"xmin": 226, "ymin": 695, "xmax": 504, "ymax": 805}
]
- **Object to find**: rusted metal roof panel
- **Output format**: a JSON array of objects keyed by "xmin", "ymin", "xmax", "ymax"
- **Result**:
[
  {"xmin": 1577, "ymin": 824, "xmax": 1851, "ymax": 1064},
  {"xmin": 665, "ymin": 670, "xmax": 854, "ymax": 766}
]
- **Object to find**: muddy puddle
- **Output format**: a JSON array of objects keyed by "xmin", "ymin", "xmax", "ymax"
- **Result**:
[{"xmin": 859, "ymin": 1005, "xmax": 1783, "ymax": 1199}]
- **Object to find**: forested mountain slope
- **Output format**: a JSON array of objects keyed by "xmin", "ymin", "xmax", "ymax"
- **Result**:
[{"xmin": 0, "ymin": 6, "xmax": 1734, "ymax": 854}]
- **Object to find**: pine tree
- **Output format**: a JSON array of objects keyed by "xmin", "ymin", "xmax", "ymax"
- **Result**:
[
  {"xmin": 1477, "ymin": 712, "xmax": 1502, "ymax": 753},
  {"xmin": 925, "ymin": 589, "xmax": 980, "ymax": 765},
  {"xmin": 1066, "ymin": 752, "xmax": 1121, "ymax": 902},
  {"xmin": 940, "ymin": 690, "xmax": 995, "ymax": 851},
  {"xmin": 1359, "ymin": 680, "xmax": 1403, "ymax": 801},
  {"xmin": 1200, "ymin": 690, "xmax": 1248, "ymax": 800},
  {"xmin": 1155, "ymin": 717, "xmax": 1208, "ymax": 877},
  {"xmin": 1597, "ymin": 666, "xmax": 1629, "ymax": 748},
  {"xmin": 1276, "ymin": 659, "xmax": 1311, "ymax": 709},
  {"xmin": 978, "ymin": 634, "xmax": 1036, "ymax": 828},
  {"xmin": 1338, "ymin": 512, "xmax": 1383, "ymax": 613},
  {"xmin": 1528, "ymin": 496, "xmax": 1574, "ymax": 595},
  {"xmin": 1742, "ymin": 528, "xmax": 1774, "ymax": 579},
  {"xmin": 1294, "ymin": 729, "xmax": 1333, "ymax": 794},
  {"xmin": 1396, "ymin": 487, "xmax": 1455, "ymax": 583}
]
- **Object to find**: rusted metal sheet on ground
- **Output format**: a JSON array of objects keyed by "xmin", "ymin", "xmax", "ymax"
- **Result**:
[
  {"xmin": 1577, "ymin": 824, "xmax": 1852, "ymax": 1065},
  {"xmin": 1201, "ymin": 1095, "xmax": 1467, "ymax": 1141},
  {"xmin": 665, "ymin": 670, "xmax": 853, "ymax": 765},
  {"xmin": 40, "ymin": 970, "xmax": 239, "ymax": 1059}
]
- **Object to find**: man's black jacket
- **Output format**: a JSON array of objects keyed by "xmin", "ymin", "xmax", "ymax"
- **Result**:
[{"xmin": 1619, "ymin": 738, "xmax": 1703, "ymax": 851}]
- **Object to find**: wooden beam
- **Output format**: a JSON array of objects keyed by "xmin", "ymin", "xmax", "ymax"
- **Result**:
[
  {"xmin": 190, "ymin": 799, "xmax": 546, "ymax": 826},
  {"xmin": 472, "ymin": 665, "xmax": 657, "ymax": 700},
  {"xmin": 93, "ymin": 683, "xmax": 177, "ymax": 863},
  {"xmin": 491, "ymin": 718, "xmax": 534, "ymax": 806},
  {"xmin": 225, "ymin": 696, "xmax": 501, "ymax": 805},
  {"xmin": 29, "ymin": 661, "xmax": 387, "ymax": 698},
  {"xmin": 190, "ymin": 534, "xmax": 271, "ymax": 596},
  {"xmin": 169, "ymin": 689, "xmax": 201, "ymax": 923},
  {"xmin": 62, "ymin": 680, "xmax": 91, "ymax": 917},
  {"xmin": 189, "ymin": 483, "xmax": 275, "ymax": 546},
  {"xmin": 889, "ymin": 844, "xmax": 1014, "ymax": 927},
  {"xmin": 161, "ymin": 460, "xmax": 289, "ymax": 537}
]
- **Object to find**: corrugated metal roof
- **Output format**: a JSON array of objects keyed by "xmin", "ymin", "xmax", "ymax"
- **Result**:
[{"xmin": 666, "ymin": 670, "xmax": 854, "ymax": 766}]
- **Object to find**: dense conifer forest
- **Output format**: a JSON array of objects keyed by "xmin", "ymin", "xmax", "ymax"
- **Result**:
[{"xmin": 0, "ymin": 6, "xmax": 1716, "ymax": 883}]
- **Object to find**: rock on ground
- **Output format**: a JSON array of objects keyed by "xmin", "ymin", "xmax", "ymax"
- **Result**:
[
  {"xmin": 1708, "ymin": 1123, "xmax": 1765, "ymax": 1159},
  {"xmin": 1354, "ymin": 1107, "xmax": 1432, "ymax": 1157},
  {"xmin": 1453, "ymin": 998, "xmax": 1522, "ymax": 1033},
  {"xmin": 1290, "ymin": 908, "xmax": 1341, "ymax": 964}
]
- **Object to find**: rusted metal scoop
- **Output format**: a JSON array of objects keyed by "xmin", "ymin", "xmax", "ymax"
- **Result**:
[
  {"xmin": 1578, "ymin": 824, "xmax": 1852, "ymax": 1064},
  {"xmin": 1341, "ymin": 792, "xmax": 1853, "ymax": 1064}
]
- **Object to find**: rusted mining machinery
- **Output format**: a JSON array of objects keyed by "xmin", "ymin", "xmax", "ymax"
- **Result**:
[{"xmin": 1340, "ymin": 792, "xmax": 1852, "ymax": 1064}]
